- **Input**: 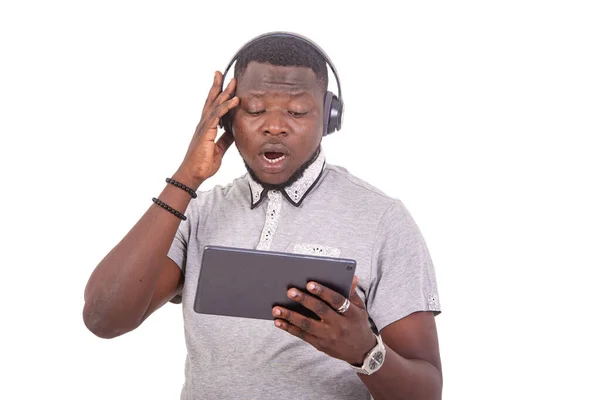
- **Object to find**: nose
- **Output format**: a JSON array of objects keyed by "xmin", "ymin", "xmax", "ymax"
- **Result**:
[{"xmin": 262, "ymin": 110, "xmax": 287, "ymax": 136}]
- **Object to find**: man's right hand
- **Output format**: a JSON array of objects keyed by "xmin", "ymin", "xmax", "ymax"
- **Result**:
[
  {"xmin": 175, "ymin": 71, "xmax": 239, "ymax": 189},
  {"xmin": 83, "ymin": 72, "xmax": 240, "ymax": 339}
]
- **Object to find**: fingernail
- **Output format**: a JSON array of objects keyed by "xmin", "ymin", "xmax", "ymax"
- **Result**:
[
  {"xmin": 275, "ymin": 321, "xmax": 282, "ymax": 328},
  {"xmin": 308, "ymin": 283, "xmax": 316, "ymax": 291},
  {"xmin": 273, "ymin": 308, "xmax": 281, "ymax": 316},
  {"xmin": 290, "ymin": 290, "xmax": 298, "ymax": 298}
]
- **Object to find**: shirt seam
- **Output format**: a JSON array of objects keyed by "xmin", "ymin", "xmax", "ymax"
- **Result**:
[{"xmin": 325, "ymin": 167, "xmax": 394, "ymax": 201}]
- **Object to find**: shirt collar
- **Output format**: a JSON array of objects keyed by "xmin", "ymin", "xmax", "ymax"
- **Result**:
[{"xmin": 248, "ymin": 150, "xmax": 326, "ymax": 209}]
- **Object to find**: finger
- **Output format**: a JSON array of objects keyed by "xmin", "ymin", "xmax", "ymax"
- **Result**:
[
  {"xmin": 346, "ymin": 276, "xmax": 366, "ymax": 310},
  {"xmin": 274, "ymin": 318, "xmax": 319, "ymax": 345},
  {"xmin": 202, "ymin": 71, "xmax": 225, "ymax": 118},
  {"xmin": 286, "ymin": 287, "xmax": 334, "ymax": 320},
  {"xmin": 349, "ymin": 288, "xmax": 366, "ymax": 311},
  {"xmin": 306, "ymin": 281, "xmax": 348, "ymax": 314},
  {"xmin": 214, "ymin": 131, "xmax": 234, "ymax": 157},
  {"xmin": 350, "ymin": 276, "xmax": 358, "ymax": 294},
  {"xmin": 203, "ymin": 96, "xmax": 240, "ymax": 141},
  {"xmin": 272, "ymin": 305, "xmax": 325, "ymax": 338},
  {"xmin": 210, "ymin": 76, "xmax": 237, "ymax": 110}
]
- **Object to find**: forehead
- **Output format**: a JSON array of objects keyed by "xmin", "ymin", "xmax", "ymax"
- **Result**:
[{"xmin": 236, "ymin": 62, "xmax": 321, "ymax": 99}]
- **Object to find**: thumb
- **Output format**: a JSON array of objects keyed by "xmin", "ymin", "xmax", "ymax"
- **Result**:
[
  {"xmin": 349, "ymin": 276, "xmax": 366, "ymax": 310},
  {"xmin": 350, "ymin": 275, "xmax": 358, "ymax": 294}
]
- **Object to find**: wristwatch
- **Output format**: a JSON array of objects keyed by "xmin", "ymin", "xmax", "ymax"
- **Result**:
[{"xmin": 349, "ymin": 334, "xmax": 386, "ymax": 375}]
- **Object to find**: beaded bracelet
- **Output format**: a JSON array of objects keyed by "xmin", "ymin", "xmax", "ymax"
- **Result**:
[
  {"xmin": 152, "ymin": 197, "xmax": 187, "ymax": 221},
  {"xmin": 166, "ymin": 177, "xmax": 197, "ymax": 198}
]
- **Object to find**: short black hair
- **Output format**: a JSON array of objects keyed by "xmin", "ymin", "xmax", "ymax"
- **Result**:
[{"xmin": 233, "ymin": 35, "xmax": 328, "ymax": 93}]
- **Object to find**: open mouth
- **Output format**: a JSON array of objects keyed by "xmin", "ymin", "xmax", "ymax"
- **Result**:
[{"xmin": 262, "ymin": 152, "xmax": 287, "ymax": 164}]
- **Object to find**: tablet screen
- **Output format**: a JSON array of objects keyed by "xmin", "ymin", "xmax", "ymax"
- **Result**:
[{"xmin": 193, "ymin": 245, "xmax": 356, "ymax": 320}]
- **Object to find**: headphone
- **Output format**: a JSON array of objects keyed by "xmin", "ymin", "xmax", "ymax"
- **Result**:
[{"xmin": 218, "ymin": 31, "xmax": 344, "ymax": 137}]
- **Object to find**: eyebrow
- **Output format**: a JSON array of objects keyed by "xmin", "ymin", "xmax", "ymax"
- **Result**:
[{"xmin": 244, "ymin": 91, "xmax": 311, "ymax": 100}]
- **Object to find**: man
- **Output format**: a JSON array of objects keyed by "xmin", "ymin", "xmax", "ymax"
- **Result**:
[{"xmin": 83, "ymin": 32, "xmax": 443, "ymax": 400}]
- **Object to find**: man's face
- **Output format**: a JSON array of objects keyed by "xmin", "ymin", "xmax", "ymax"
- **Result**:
[{"xmin": 231, "ymin": 62, "xmax": 324, "ymax": 186}]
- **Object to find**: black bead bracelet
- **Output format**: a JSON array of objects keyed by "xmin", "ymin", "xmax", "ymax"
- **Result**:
[
  {"xmin": 166, "ymin": 177, "xmax": 197, "ymax": 198},
  {"xmin": 152, "ymin": 197, "xmax": 187, "ymax": 221}
]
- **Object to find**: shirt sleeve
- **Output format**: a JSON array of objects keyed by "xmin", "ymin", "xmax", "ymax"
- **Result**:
[{"xmin": 366, "ymin": 200, "xmax": 441, "ymax": 331}]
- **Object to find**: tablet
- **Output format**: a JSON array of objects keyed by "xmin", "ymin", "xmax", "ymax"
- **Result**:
[{"xmin": 193, "ymin": 245, "xmax": 357, "ymax": 320}]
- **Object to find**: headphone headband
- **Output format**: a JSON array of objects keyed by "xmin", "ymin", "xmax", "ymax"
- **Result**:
[
  {"xmin": 222, "ymin": 31, "xmax": 343, "ymax": 106},
  {"xmin": 220, "ymin": 31, "xmax": 344, "ymax": 135}
]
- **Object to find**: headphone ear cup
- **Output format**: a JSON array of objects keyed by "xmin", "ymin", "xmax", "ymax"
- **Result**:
[
  {"xmin": 329, "ymin": 94, "xmax": 342, "ymax": 133},
  {"xmin": 323, "ymin": 91, "xmax": 342, "ymax": 136},
  {"xmin": 220, "ymin": 112, "xmax": 233, "ymax": 133},
  {"xmin": 219, "ymin": 87, "xmax": 236, "ymax": 133},
  {"xmin": 323, "ymin": 91, "xmax": 334, "ymax": 136}
]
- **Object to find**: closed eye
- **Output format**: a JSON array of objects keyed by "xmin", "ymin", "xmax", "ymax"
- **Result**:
[
  {"xmin": 289, "ymin": 111, "xmax": 308, "ymax": 117},
  {"xmin": 247, "ymin": 110, "xmax": 265, "ymax": 116}
]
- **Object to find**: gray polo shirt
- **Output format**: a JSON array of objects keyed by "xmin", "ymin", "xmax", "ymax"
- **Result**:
[{"xmin": 167, "ymin": 150, "xmax": 441, "ymax": 400}]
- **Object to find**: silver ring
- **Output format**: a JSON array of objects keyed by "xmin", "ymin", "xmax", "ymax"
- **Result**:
[{"xmin": 336, "ymin": 298, "xmax": 350, "ymax": 314}]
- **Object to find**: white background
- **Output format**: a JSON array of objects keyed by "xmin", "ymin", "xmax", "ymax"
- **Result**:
[{"xmin": 1, "ymin": 1, "xmax": 598, "ymax": 399}]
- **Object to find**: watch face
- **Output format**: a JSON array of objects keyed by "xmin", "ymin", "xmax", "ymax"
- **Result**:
[{"xmin": 369, "ymin": 351, "xmax": 384, "ymax": 370}]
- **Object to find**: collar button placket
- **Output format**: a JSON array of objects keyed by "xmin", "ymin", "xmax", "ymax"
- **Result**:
[{"xmin": 256, "ymin": 190, "xmax": 283, "ymax": 251}]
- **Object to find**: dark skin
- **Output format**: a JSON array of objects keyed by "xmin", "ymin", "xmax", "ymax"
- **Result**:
[
  {"xmin": 82, "ymin": 61, "xmax": 442, "ymax": 399},
  {"xmin": 275, "ymin": 277, "xmax": 443, "ymax": 400},
  {"xmin": 83, "ymin": 71, "xmax": 239, "ymax": 337},
  {"xmin": 231, "ymin": 62, "xmax": 324, "ymax": 185}
]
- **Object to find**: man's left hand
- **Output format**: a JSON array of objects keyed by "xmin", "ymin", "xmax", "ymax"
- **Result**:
[{"xmin": 272, "ymin": 276, "xmax": 377, "ymax": 366}]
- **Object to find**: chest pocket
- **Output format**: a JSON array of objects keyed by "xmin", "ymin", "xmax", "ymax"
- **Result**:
[
  {"xmin": 288, "ymin": 243, "xmax": 341, "ymax": 258},
  {"xmin": 287, "ymin": 242, "xmax": 372, "ymax": 310}
]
